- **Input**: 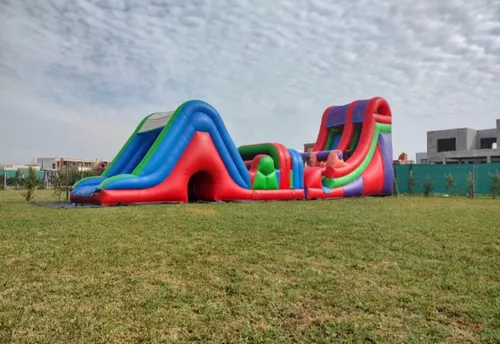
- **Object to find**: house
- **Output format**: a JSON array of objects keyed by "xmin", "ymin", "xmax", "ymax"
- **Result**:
[
  {"xmin": 37, "ymin": 157, "xmax": 107, "ymax": 172},
  {"xmin": 416, "ymin": 119, "xmax": 500, "ymax": 164}
]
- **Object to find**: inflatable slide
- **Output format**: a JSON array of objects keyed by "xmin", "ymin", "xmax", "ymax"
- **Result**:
[{"xmin": 71, "ymin": 97, "xmax": 393, "ymax": 205}]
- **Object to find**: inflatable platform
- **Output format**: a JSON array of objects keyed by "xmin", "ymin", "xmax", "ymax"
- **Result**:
[{"xmin": 71, "ymin": 97, "xmax": 393, "ymax": 205}]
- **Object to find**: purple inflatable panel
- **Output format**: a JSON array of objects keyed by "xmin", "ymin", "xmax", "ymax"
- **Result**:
[
  {"xmin": 351, "ymin": 99, "xmax": 369, "ymax": 123},
  {"xmin": 325, "ymin": 104, "xmax": 350, "ymax": 128},
  {"xmin": 378, "ymin": 133, "xmax": 394, "ymax": 195},
  {"xmin": 301, "ymin": 150, "xmax": 343, "ymax": 161},
  {"xmin": 343, "ymin": 176, "xmax": 364, "ymax": 197}
]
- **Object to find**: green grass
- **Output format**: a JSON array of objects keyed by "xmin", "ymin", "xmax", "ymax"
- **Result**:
[{"xmin": 0, "ymin": 190, "xmax": 499, "ymax": 343}]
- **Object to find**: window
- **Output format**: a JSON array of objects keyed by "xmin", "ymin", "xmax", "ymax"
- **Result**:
[
  {"xmin": 437, "ymin": 138, "xmax": 456, "ymax": 152},
  {"xmin": 480, "ymin": 137, "xmax": 497, "ymax": 149},
  {"xmin": 52, "ymin": 163, "xmax": 55, "ymax": 169}
]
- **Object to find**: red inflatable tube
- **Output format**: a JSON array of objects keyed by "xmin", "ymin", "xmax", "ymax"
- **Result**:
[
  {"xmin": 243, "ymin": 160, "xmax": 252, "ymax": 169},
  {"xmin": 312, "ymin": 106, "xmax": 335, "ymax": 152},
  {"xmin": 361, "ymin": 146, "xmax": 384, "ymax": 195},
  {"xmin": 335, "ymin": 100, "xmax": 358, "ymax": 153},
  {"xmin": 271, "ymin": 143, "xmax": 291, "ymax": 189},
  {"xmin": 306, "ymin": 187, "xmax": 344, "ymax": 199},
  {"xmin": 249, "ymin": 155, "xmax": 267, "ymax": 185},
  {"xmin": 303, "ymin": 167, "xmax": 323, "ymax": 189}
]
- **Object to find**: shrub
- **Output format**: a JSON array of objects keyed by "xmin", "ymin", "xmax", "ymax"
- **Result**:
[
  {"xmin": 51, "ymin": 173, "xmax": 69, "ymax": 201},
  {"xmin": 490, "ymin": 171, "xmax": 500, "ymax": 199},
  {"xmin": 408, "ymin": 174, "xmax": 418, "ymax": 195},
  {"xmin": 444, "ymin": 172, "xmax": 455, "ymax": 195},
  {"xmin": 423, "ymin": 175, "xmax": 434, "ymax": 197},
  {"xmin": 465, "ymin": 170, "xmax": 474, "ymax": 198},
  {"xmin": 23, "ymin": 166, "xmax": 39, "ymax": 201},
  {"xmin": 14, "ymin": 168, "xmax": 23, "ymax": 189},
  {"xmin": 0, "ymin": 173, "xmax": 5, "ymax": 190}
]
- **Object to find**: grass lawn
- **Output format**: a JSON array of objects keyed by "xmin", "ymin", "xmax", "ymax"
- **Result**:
[{"xmin": 0, "ymin": 189, "xmax": 499, "ymax": 343}]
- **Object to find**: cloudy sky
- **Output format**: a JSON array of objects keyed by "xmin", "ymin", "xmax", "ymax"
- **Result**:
[{"xmin": 1, "ymin": 0, "xmax": 500, "ymax": 164}]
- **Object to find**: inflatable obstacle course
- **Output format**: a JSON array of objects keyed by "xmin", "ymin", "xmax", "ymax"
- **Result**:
[{"xmin": 71, "ymin": 97, "xmax": 393, "ymax": 205}]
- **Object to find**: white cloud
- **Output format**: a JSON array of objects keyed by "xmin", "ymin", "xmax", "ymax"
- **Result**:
[{"xmin": 0, "ymin": 0, "xmax": 500, "ymax": 164}]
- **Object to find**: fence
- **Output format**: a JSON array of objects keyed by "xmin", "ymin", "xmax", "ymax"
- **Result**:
[
  {"xmin": 0, "ymin": 168, "xmax": 101, "ymax": 189},
  {"xmin": 394, "ymin": 163, "xmax": 500, "ymax": 196},
  {"xmin": 0, "ymin": 169, "xmax": 45, "ymax": 188}
]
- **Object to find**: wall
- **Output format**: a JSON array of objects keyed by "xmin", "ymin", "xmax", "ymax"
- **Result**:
[
  {"xmin": 497, "ymin": 119, "xmax": 500, "ymax": 144},
  {"xmin": 464, "ymin": 128, "xmax": 477, "ymax": 150},
  {"xmin": 427, "ymin": 129, "xmax": 464, "ymax": 155},
  {"xmin": 477, "ymin": 128, "xmax": 496, "ymax": 140},
  {"xmin": 477, "ymin": 128, "xmax": 497, "ymax": 149}
]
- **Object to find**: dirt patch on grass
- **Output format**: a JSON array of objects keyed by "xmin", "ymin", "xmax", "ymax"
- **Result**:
[
  {"xmin": 446, "ymin": 320, "xmax": 483, "ymax": 343},
  {"xmin": 374, "ymin": 260, "xmax": 400, "ymax": 271}
]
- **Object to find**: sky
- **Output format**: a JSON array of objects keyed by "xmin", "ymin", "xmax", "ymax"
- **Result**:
[{"xmin": 1, "ymin": 0, "xmax": 500, "ymax": 164}]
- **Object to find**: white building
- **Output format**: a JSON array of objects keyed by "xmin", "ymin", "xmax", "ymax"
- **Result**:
[{"xmin": 37, "ymin": 157, "xmax": 104, "ymax": 172}]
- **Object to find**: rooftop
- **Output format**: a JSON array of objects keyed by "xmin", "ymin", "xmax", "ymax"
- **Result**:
[{"xmin": 37, "ymin": 157, "xmax": 104, "ymax": 162}]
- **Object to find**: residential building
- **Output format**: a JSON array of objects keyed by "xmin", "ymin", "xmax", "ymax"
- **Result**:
[
  {"xmin": 416, "ymin": 119, "xmax": 500, "ymax": 164},
  {"xmin": 416, "ymin": 152, "xmax": 428, "ymax": 164},
  {"xmin": 94, "ymin": 161, "xmax": 109, "ymax": 172},
  {"xmin": 303, "ymin": 143, "xmax": 315, "ymax": 152},
  {"xmin": 393, "ymin": 152, "xmax": 414, "ymax": 165},
  {"xmin": 37, "ymin": 157, "xmax": 106, "ymax": 172}
]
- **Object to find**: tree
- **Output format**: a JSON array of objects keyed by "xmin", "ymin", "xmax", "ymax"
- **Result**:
[
  {"xmin": 445, "ymin": 172, "xmax": 455, "ymax": 195},
  {"xmin": 23, "ymin": 166, "xmax": 39, "ymax": 201},
  {"xmin": 51, "ymin": 172, "xmax": 68, "ymax": 201},
  {"xmin": 423, "ymin": 175, "xmax": 434, "ymax": 197},
  {"xmin": 0, "ymin": 171, "xmax": 7, "ymax": 190},
  {"xmin": 489, "ymin": 171, "xmax": 500, "ymax": 199},
  {"xmin": 14, "ymin": 168, "xmax": 23, "ymax": 189},
  {"xmin": 408, "ymin": 174, "xmax": 418, "ymax": 195}
]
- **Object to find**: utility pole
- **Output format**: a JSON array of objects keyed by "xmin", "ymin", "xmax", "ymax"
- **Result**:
[
  {"xmin": 65, "ymin": 163, "xmax": 70, "ymax": 201},
  {"xmin": 472, "ymin": 164, "xmax": 476, "ymax": 199}
]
